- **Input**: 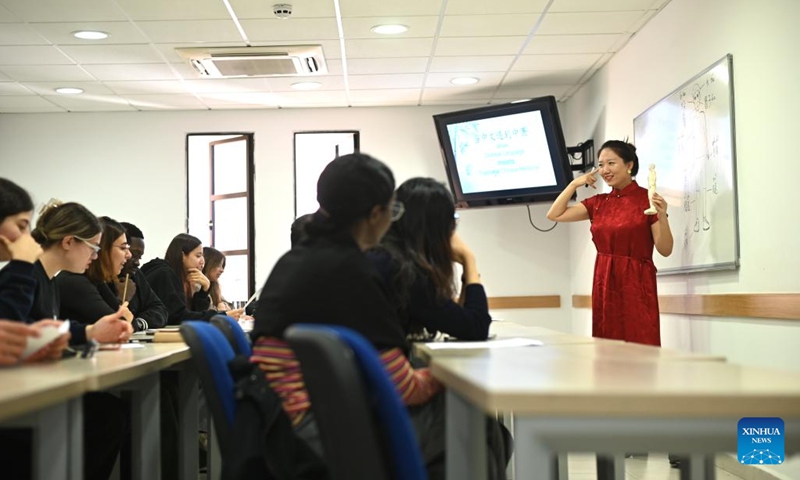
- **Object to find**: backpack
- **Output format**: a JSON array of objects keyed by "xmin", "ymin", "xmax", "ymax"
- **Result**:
[{"xmin": 221, "ymin": 355, "xmax": 330, "ymax": 480}]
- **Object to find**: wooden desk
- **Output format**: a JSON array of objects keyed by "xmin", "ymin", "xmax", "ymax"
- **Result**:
[
  {"xmin": 431, "ymin": 347, "xmax": 800, "ymax": 480},
  {"xmin": 0, "ymin": 344, "xmax": 197, "ymax": 480}
]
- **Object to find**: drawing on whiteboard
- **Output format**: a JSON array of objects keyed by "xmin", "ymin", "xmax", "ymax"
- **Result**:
[
  {"xmin": 633, "ymin": 54, "xmax": 738, "ymax": 274},
  {"xmin": 676, "ymin": 73, "xmax": 722, "ymax": 250}
]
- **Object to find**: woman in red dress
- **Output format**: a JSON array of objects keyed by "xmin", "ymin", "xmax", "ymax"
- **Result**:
[{"xmin": 547, "ymin": 140, "xmax": 673, "ymax": 345}]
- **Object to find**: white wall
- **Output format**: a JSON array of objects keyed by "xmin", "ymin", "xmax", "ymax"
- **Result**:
[
  {"xmin": 0, "ymin": 105, "xmax": 572, "ymax": 330},
  {"xmin": 560, "ymin": 0, "xmax": 800, "ymax": 372}
]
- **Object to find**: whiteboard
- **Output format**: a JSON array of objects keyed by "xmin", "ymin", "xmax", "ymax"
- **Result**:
[{"xmin": 634, "ymin": 55, "xmax": 739, "ymax": 274}]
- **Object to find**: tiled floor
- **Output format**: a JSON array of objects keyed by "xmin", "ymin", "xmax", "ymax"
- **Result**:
[{"xmin": 564, "ymin": 453, "xmax": 745, "ymax": 480}]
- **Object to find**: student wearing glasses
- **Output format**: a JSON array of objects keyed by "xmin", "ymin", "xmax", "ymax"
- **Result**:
[
  {"xmin": 57, "ymin": 217, "xmax": 168, "ymax": 332},
  {"xmin": 251, "ymin": 154, "xmax": 510, "ymax": 480},
  {"xmin": 4, "ymin": 197, "xmax": 132, "ymax": 480},
  {"xmin": 369, "ymin": 177, "xmax": 491, "ymax": 341}
]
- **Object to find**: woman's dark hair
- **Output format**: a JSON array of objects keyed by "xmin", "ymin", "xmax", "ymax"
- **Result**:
[
  {"xmin": 164, "ymin": 233, "xmax": 203, "ymax": 291},
  {"xmin": 381, "ymin": 177, "xmax": 457, "ymax": 305},
  {"xmin": 31, "ymin": 200, "xmax": 101, "ymax": 248},
  {"xmin": 306, "ymin": 153, "xmax": 395, "ymax": 237},
  {"xmin": 0, "ymin": 178, "xmax": 34, "ymax": 222},
  {"xmin": 202, "ymin": 246, "xmax": 226, "ymax": 307},
  {"xmin": 87, "ymin": 217, "xmax": 127, "ymax": 283},
  {"xmin": 290, "ymin": 213, "xmax": 314, "ymax": 247},
  {"xmin": 599, "ymin": 140, "xmax": 639, "ymax": 176}
]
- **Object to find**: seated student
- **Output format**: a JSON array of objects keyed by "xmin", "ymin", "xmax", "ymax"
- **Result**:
[
  {"xmin": 57, "ymin": 217, "xmax": 168, "ymax": 332},
  {"xmin": 142, "ymin": 234, "xmax": 241, "ymax": 324},
  {"xmin": 202, "ymin": 246, "xmax": 232, "ymax": 311},
  {"xmin": 369, "ymin": 177, "xmax": 491, "ymax": 341},
  {"xmin": 24, "ymin": 199, "xmax": 130, "ymax": 480},
  {"xmin": 290, "ymin": 213, "xmax": 314, "ymax": 247},
  {"xmin": 0, "ymin": 178, "xmax": 69, "ymax": 362},
  {"xmin": 250, "ymin": 154, "xmax": 510, "ymax": 480}
]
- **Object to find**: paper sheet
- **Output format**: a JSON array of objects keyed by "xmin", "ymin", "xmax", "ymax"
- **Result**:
[
  {"xmin": 425, "ymin": 337, "xmax": 543, "ymax": 350},
  {"xmin": 21, "ymin": 320, "xmax": 70, "ymax": 360}
]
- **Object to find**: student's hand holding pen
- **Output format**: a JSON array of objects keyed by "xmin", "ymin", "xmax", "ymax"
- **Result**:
[
  {"xmin": 120, "ymin": 301, "xmax": 134, "ymax": 322},
  {"xmin": 87, "ymin": 306, "xmax": 133, "ymax": 343}
]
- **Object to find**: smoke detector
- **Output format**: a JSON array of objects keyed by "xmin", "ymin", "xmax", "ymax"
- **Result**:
[{"xmin": 273, "ymin": 4, "xmax": 292, "ymax": 19}]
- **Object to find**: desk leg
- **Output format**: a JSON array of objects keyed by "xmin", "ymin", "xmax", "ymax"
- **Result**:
[
  {"xmin": 446, "ymin": 390, "xmax": 487, "ymax": 480},
  {"xmin": 596, "ymin": 454, "xmax": 625, "ymax": 480},
  {"xmin": 129, "ymin": 373, "xmax": 160, "ymax": 480},
  {"xmin": 176, "ymin": 363, "xmax": 199, "ymax": 480},
  {"xmin": 67, "ymin": 397, "xmax": 83, "ymax": 480},
  {"xmin": 680, "ymin": 454, "xmax": 716, "ymax": 480},
  {"xmin": 513, "ymin": 417, "xmax": 558, "ymax": 480},
  {"xmin": 27, "ymin": 402, "xmax": 70, "ymax": 480}
]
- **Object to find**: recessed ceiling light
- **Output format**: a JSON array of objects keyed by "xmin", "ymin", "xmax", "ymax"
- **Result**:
[
  {"xmin": 71, "ymin": 30, "xmax": 109, "ymax": 40},
  {"xmin": 370, "ymin": 24, "xmax": 408, "ymax": 35},
  {"xmin": 450, "ymin": 77, "xmax": 479, "ymax": 86},
  {"xmin": 291, "ymin": 82, "xmax": 322, "ymax": 90},
  {"xmin": 55, "ymin": 87, "xmax": 84, "ymax": 95}
]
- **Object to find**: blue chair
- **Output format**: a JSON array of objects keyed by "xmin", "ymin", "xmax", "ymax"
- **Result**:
[
  {"xmin": 210, "ymin": 314, "xmax": 252, "ymax": 356},
  {"xmin": 179, "ymin": 321, "xmax": 237, "ymax": 452},
  {"xmin": 285, "ymin": 324, "xmax": 427, "ymax": 480}
]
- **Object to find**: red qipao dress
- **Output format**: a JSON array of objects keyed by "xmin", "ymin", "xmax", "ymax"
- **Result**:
[{"xmin": 581, "ymin": 181, "xmax": 661, "ymax": 346}]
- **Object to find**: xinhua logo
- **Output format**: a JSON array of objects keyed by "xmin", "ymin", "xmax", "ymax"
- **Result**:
[{"xmin": 738, "ymin": 417, "xmax": 784, "ymax": 465}]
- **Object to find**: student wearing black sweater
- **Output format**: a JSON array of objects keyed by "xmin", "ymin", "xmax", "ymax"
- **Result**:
[
  {"xmin": 58, "ymin": 217, "xmax": 168, "ymax": 332},
  {"xmin": 142, "ymin": 233, "xmax": 242, "ymax": 324},
  {"xmin": 369, "ymin": 177, "xmax": 491, "ymax": 341},
  {"xmin": 0, "ymin": 178, "xmax": 68, "ymax": 363}
]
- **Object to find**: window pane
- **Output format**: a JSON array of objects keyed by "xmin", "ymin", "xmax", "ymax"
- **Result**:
[
  {"xmin": 218, "ymin": 254, "xmax": 248, "ymax": 304},
  {"xmin": 213, "ymin": 197, "xmax": 247, "ymax": 251},
  {"xmin": 295, "ymin": 132, "xmax": 357, "ymax": 217},
  {"xmin": 212, "ymin": 139, "xmax": 247, "ymax": 195}
]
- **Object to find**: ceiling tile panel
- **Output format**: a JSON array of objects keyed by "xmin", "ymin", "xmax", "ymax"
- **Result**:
[
  {"xmin": 346, "ymin": 57, "xmax": 428, "ymax": 75},
  {"xmin": 0, "ymin": 24, "xmax": 49, "ymax": 45},
  {"xmin": 340, "ymin": 0, "xmax": 444, "ymax": 17},
  {"xmin": 82, "ymin": 63, "xmax": 182, "ymax": 81},
  {"xmin": 345, "ymin": 38, "xmax": 434, "ymax": 58},
  {"xmin": 113, "ymin": 0, "xmax": 230, "ymax": 21},
  {"xmin": 435, "ymin": 37, "xmax": 526, "ymax": 56},
  {"xmin": 430, "ymin": 56, "xmax": 515, "ymax": 73},
  {"xmin": 45, "ymin": 94, "xmax": 137, "ymax": 111},
  {"xmin": 241, "ymin": 18, "xmax": 340, "ymax": 42},
  {"xmin": 348, "ymin": 73, "xmax": 424, "ymax": 90},
  {"xmin": 122, "ymin": 94, "xmax": 207, "ymax": 109},
  {"xmin": 493, "ymin": 83, "xmax": 572, "ymax": 100},
  {"xmin": 27, "ymin": 22, "xmax": 149, "ymax": 45},
  {"xmin": 0, "ymin": 65, "xmax": 94, "ymax": 82},
  {"xmin": 537, "ymin": 11, "xmax": 649, "ymax": 35},
  {"xmin": 0, "ymin": 5, "xmax": 18, "ymax": 22},
  {"xmin": 273, "ymin": 90, "xmax": 348, "ymax": 107},
  {"xmin": 183, "ymin": 77, "xmax": 273, "ymax": 94},
  {"xmin": 0, "ymin": 0, "xmax": 127, "ymax": 22},
  {"xmin": 524, "ymin": 34, "xmax": 624, "ymax": 54},
  {"xmin": 445, "ymin": 0, "xmax": 550, "ymax": 15},
  {"xmin": 136, "ymin": 20, "xmax": 244, "ymax": 43},
  {"xmin": 341, "ymin": 16, "xmax": 439, "ymax": 39},
  {"xmin": 0, "ymin": 82, "xmax": 31, "ymax": 95},
  {"xmin": 440, "ymin": 14, "xmax": 541, "ymax": 37},
  {"xmin": 513, "ymin": 53, "xmax": 601, "ymax": 71},
  {"xmin": 0, "ymin": 46, "xmax": 74, "ymax": 65},
  {"xmin": 58, "ymin": 45, "xmax": 165, "ymax": 64},
  {"xmin": 422, "ymin": 87, "xmax": 494, "ymax": 102},
  {"xmin": 104, "ymin": 80, "xmax": 192, "ymax": 95},
  {"xmin": 349, "ymin": 88, "xmax": 421, "ymax": 104},
  {"xmin": 549, "ymin": 0, "xmax": 657, "ymax": 12},
  {"xmin": 0, "ymin": 95, "xmax": 59, "ymax": 108}
]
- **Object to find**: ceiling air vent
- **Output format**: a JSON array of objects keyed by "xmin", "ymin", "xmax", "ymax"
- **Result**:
[{"xmin": 176, "ymin": 45, "xmax": 327, "ymax": 78}]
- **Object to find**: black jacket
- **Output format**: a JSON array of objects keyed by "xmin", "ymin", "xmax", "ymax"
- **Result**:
[
  {"xmin": 141, "ymin": 258, "xmax": 216, "ymax": 324},
  {"xmin": 29, "ymin": 260, "xmax": 88, "ymax": 344},
  {"xmin": 57, "ymin": 269, "xmax": 168, "ymax": 332},
  {"xmin": 0, "ymin": 260, "xmax": 36, "ymax": 321}
]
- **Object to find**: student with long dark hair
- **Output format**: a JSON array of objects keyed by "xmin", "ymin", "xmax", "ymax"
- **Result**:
[
  {"xmin": 57, "ymin": 217, "xmax": 168, "ymax": 332},
  {"xmin": 0, "ymin": 178, "xmax": 69, "ymax": 363},
  {"xmin": 251, "ymin": 154, "xmax": 510, "ymax": 479},
  {"xmin": 370, "ymin": 177, "xmax": 491, "ymax": 340},
  {"xmin": 142, "ymin": 233, "xmax": 241, "ymax": 324},
  {"xmin": 202, "ymin": 246, "xmax": 232, "ymax": 311}
]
